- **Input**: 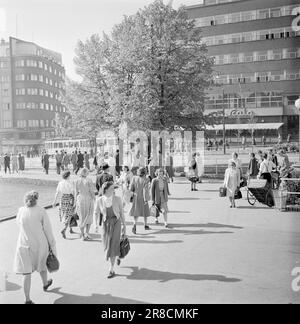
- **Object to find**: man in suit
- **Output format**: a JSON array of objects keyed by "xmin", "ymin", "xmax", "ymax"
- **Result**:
[
  {"xmin": 75, "ymin": 151, "xmax": 84, "ymax": 175},
  {"xmin": 55, "ymin": 151, "xmax": 63, "ymax": 175},
  {"xmin": 42, "ymin": 151, "xmax": 50, "ymax": 175},
  {"xmin": 4, "ymin": 153, "xmax": 11, "ymax": 174}
]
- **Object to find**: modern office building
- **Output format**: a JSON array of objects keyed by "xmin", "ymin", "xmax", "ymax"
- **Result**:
[
  {"xmin": 0, "ymin": 37, "xmax": 66, "ymax": 154},
  {"xmin": 186, "ymin": 0, "xmax": 300, "ymax": 144}
]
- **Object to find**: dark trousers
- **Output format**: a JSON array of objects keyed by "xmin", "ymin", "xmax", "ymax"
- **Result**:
[
  {"xmin": 44, "ymin": 164, "xmax": 49, "ymax": 175},
  {"xmin": 75, "ymin": 165, "xmax": 83, "ymax": 175},
  {"xmin": 4, "ymin": 164, "xmax": 10, "ymax": 174},
  {"xmin": 56, "ymin": 162, "xmax": 62, "ymax": 175}
]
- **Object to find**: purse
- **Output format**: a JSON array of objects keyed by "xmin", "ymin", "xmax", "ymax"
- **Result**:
[
  {"xmin": 46, "ymin": 249, "xmax": 60, "ymax": 273},
  {"xmin": 234, "ymin": 189, "xmax": 242, "ymax": 200},
  {"xmin": 69, "ymin": 216, "xmax": 78, "ymax": 228},
  {"xmin": 150, "ymin": 204, "xmax": 160, "ymax": 218},
  {"xmin": 119, "ymin": 236, "xmax": 130, "ymax": 259},
  {"xmin": 219, "ymin": 187, "xmax": 227, "ymax": 197}
]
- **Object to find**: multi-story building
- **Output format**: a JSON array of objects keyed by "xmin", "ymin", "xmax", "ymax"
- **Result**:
[
  {"xmin": 0, "ymin": 37, "xmax": 66, "ymax": 154},
  {"xmin": 186, "ymin": 0, "xmax": 300, "ymax": 145}
]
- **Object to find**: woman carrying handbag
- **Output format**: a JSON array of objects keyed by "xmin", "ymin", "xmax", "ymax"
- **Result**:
[{"xmin": 93, "ymin": 181, "xmax": 127, "ymax": 278}]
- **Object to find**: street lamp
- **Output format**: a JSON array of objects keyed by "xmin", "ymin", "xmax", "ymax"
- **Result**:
[{"xmin": 295, "ymin": 97, "xmax": 300, "ymax": 161}]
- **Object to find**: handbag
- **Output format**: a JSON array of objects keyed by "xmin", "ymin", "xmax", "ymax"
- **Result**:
[
  {"xmin": 219, "ymin": 187, "xmax": 227, "ymax": 197},
  {"xmin": 46, "ymin": 249, "xmax": 60, "ymax": 273},
  {"xmin": 119, "ymin": 236, "xmax": 130, "ymax": 259},
  {"xmin": 69, "ymin": 216, "xmax": 78, "ymax": 228},
  {"xmin": 234, "ymin": 189, "xmax": 242, "ymax": 200},
  {"xmin": 150, "ymin": 204, "xmax": 160, "ymax": 218},
  {"xmin": 240, "ymin": 176, "xmax": 247, "ymax": 188}
]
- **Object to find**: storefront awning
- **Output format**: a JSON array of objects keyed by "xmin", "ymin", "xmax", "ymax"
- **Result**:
[{"xmin": 206, "ymin": 123, "xmax": 284, "ymax": 131}]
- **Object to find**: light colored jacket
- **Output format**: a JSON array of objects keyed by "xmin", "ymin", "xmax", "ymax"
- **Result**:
[{"xmin": 93, "ymin": 195, "xmax": 124, "ymax": 223}]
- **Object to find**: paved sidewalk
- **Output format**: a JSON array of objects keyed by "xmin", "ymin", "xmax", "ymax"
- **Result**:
[{"xmin": 0, "ymin": 182, "xmax": 300, "ymax": 304}]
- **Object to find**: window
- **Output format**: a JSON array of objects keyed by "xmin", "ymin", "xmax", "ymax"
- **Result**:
[
  {"xmin": 229, "ymin": 54, "xmax": 239, "ymax": 64},
  {"xmin": 39, "ymin": 75, "xmax": 43, "ymax": 82},
  {"xmin": 258, "ymin": 9, "xmax": 269, "ymax": 19},
  {"xmin": 26, "ymin": 60, "xmax": 37, "ymax": 67},
  {"xmin": 2, "ymin": 103, "xmax": 10, "ymax": 110},
  {"xmin": 16, "ymin": 88, "xmax": 26, "ymax": 95},
  {"xmin": 16, "ymin": 74, "xmax": 25, "ymax": 81},
  {"xmin": 40, "ymin": 103, "xmax": 45, "ymax": 110},
  {"xmin": 39, "ymin": 89, "xmax": 44, "ymax": 96},
  {"xmin": 244, "ymin": 53, "xmax": 253, "ymax": 62},
  {"xmin": 270, "ymin": 71, "xmax": 283, "ymax": 81},
  {"xmin": 3, "ymin": 120, "xmax": 12, "ymax": 128},
  {"xmin": 256, "ymin": 51, "xmax": 268, "ymax": 61},
  {"xmin": 231, "ymin": 34, "xmax": 241, "ymax": 43},
  {"xmin": 17, "ymin": 120, "xmax": 27, "ymax": 128},
  {"xmin": 270, "ymin": 8, "xmax": 281, "ymax": 18},
  {"xmin": 284, "ymin": 48, "xmax": 297, "ymax": 59},
  {"xmin": 27, "ymin": 88, "xmax": 38, "ymax": 95},
  {"xmin": 38, "ymin": 61, "xmax": 43, "ymax": 68},
  {"xmin": 271, "ymin": 49, "xmax": 282, "ymax": 60},
  {"xmin": 40, "ymin": 120, "xmax": 45, "ymax": 127},
  {"xmin": 15, "ymin": 60, "xmax": 25, "ymax": 67},
  {"xmin": 16, "ymin": 103, "xmax": 26, "ymax": 109},
  {"xmin": 229, "ymin": 13, "xmax": 241, "ymax": 23}
]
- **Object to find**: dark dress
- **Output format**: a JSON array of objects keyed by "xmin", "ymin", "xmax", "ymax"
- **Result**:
[{"xmin": 103, "ymin": 207, "xmax": 121, "ymax": 261}]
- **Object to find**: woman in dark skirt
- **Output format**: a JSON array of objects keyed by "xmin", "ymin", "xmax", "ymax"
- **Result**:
[
  {"xmin": 93, "ymin": 181, "xmax": 126, "ymax": 278},
  {"xmin": 52, "ymin": 171, "xmax": 76, "ymax": 238},
  {"xmin": 188, "ymin": 153, "xmax": 199, "ymax": 191}
]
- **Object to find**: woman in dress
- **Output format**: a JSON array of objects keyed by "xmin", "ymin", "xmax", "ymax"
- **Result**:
[
  {"xmin": 18, "ymin": 153, "xmax": 25, "ymax": 173},
  {"xmin": 11, "ymin": 154, "xmax": 19, "ymax": 174},
  {"xmin": 14, "ymin": 191, "xmax": 57, "ymax": 304},
  {"xmin": 129, "ymin": 167, "xmax": 151, "ymax": 234},
  {"xmin": 230, "ymin": 152, "xmax": 242, "ymax": 183},
  {"xmin": 94, "ymin": 181, "xmax": 126, "ymax": 278},
  {"xmin": 74, "ymin": 168, "xmax": 95, "ymax": 241},
  {"xmin": 118, "ymin": 166, "xmax": 134, "ymax": 206},
  {"xmin": 151, "ymin": 168, "xmax": 171, "ymax": 227},
  {"xmin": 223, "ymin": 161, "xmax": 240, "ymax": 208},
  {"xmin": 188, "ymin": 153, "xmax": 199, "ymax": 191},
  {"xmin": 52, "ymin": 171, "xmax": 76, "ymax": 239}
]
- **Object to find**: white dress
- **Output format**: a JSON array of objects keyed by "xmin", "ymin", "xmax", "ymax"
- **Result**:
[
  {"xmin": 14, "ymin": 206, "xmax": 56, "ymax": 274},
  {"xmin": 224, "ymin": 168, "xmax": 239, "ymax": 198}
]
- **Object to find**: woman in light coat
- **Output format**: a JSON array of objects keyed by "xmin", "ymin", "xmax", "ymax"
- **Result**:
[
  {"xmin": 94, "ymin": 181, "xmax": 126, "ymax": 278},
  {"xmin": 14, "ymin": 191, "xmax": 57, "ymax": 304},
  {"xmin": 223, "ymin": 161, "xmax": 240, "ymax": 208},
  {"xmin": 74, "ymin": 168, "xmax": 95, "ymax": 241}
]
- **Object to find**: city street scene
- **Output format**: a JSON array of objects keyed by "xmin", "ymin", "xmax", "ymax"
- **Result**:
[{"xmin": 0, "ymin": 0, "xmax": 300, "ymax": 307}]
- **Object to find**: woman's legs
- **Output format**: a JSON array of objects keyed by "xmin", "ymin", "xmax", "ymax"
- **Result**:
[
  {"xmin": 229, "ymin": 197, "xmax": 233, "ymax": 207},
  {"xmin": 39, "ymin": 270, "xmax": 48, "ymax": 286},
  {"xmin": 109, "ymin": 257, "xmax": 116, "ymax": 273},
  {"xmin": 22, "ymin": 274, "xmax": 31, "ymax": 302}
]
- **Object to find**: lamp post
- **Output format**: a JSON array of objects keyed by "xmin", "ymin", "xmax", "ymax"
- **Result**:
[
  {"xmin": 295, "ymin": 97, "xmax": 300, "ymax": 161},
  {"xmin": 222, "ymin": 88, "xmax": 226, "ymax": 155}
]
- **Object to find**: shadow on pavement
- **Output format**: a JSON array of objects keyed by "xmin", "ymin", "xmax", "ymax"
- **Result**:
[
  {"xmin": 152, "ymin": 228, "xmax": 234, "ymax": 236},
  {"xmin": 50, "ymin": 287, "xmax": 147, "ymax": 304},
  {"xmin": 169, "ymin": 210, "xmax": 191, "ymax": 214},
  {"xmin": 236, "ymin": 206, "xmax": 271, "ymax": 210},
  {"xmin": 169, "ymin": 223, "xmax": 243, "ymax": 230},
  {"xmin": 169, "ymin": 198, "xmax": 202, "ymax": 201},
  {"xmin": 5, "ymin": 281, "xmax": 22, "ymax": 292},
  {"xmin": 123, "ymin": 266, "xmax": 242, "ymax": 283},
  {"xmin": 129, "ymin": 238, "xmax": 183, "ymax": 244}
]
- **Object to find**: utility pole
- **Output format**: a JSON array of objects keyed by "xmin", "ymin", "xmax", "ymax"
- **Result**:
[{"xmin": 223, "ymin": 88, "xmax": 226, "ymax": 155}]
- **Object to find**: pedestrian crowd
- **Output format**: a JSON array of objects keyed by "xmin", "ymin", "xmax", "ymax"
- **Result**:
[{"xmin": 0, "ymin": 153, "xmax": 26, "ymax": 174}]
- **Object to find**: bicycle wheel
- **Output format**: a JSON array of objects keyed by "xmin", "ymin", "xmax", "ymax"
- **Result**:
[{"xmin": 247, "ymin": 189, "xmax": 256, "ymax": 205}]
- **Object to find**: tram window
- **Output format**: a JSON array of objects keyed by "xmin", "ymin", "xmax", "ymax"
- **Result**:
[{"xmin": 59, "ymin": 142, "xmax": 63, "ymax": 148}]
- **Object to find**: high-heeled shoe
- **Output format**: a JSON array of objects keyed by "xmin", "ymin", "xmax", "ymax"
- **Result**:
[
  {"xmin": 24, "ymin": 300, "xmax": 34, "ymax": 304},
  {"xmin": 107, "ymin": 271, "xmax": 115, "ymax": 279},
  {"xmin": 43, "ymin": 279, "xmax": 53, "ymax": 292},
  {"xmin": 61, "ymin": 230, "xmax": 66, "ymax": 239},
  {"xmin": 132, "ymin": 225, "xmax": 136, "ymax": 234}
]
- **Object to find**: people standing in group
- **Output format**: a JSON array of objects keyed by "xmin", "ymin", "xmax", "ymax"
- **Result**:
[
  {"xmin": 11, "ymin": 154, "xmax": 19, "ymax": 174},
  {"xmin": 13, "ymin": 191, "xmax": 57, "ymax": 304},
  {"xmin": 188, "ymin": 153, "xmax": 199, "ymax": 192},
  {"xmin": 151, "ymin": 168, "xmax": 171, "ymax": 228},
  {"xmin": 129, "ymin": 167, "xmax": 151, "ymax": 234},
  {"xmin": 248, "ymin": 153, "xmax": 259, "ymax": 180},
  {"xmin": 258, "ymin": 153, "xmax": 276, "ymax": 184},
  {"xmin": 52, "ymin": 171, "xmax": 76, "ymax": 239},
  {"xmin": 75, "ymin": 151, "xmax": 84, "ymax": 175},
  {"xmin": 62, "ymin": 152, "xmax": 70, "ymax": 171},
  {"xmin": 84, "ymin": 151, "xmax": 90, "ymax": 171},
  {"xmin": 74, "ymin": 168, "xmax": 95, "ymax": 241},
  {"xmin": 223, "ymin": 161, "xmax": 240, "ymax": 208},
  {"xmin": 41, "ymin": 151, "xmax": 50, "ymax": 175},
  {"xmin": 94, "ymin": 181, "xmax": 126, "ymax": 278},
  {"xmin": 4, "ymin": 153, "xmax": 11, "ymax": 174},
  {"xmin": 55, "ymin": 151, "xmax": 63, "ymax": 175},
  {"xmin": 71, "ymin": 151, "xmax": 78, "ymax": 174}
]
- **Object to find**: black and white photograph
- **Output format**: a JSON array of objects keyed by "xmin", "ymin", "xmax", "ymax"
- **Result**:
[{"xmin": 0, "ymin": 0, "xmax": 300, "ymax": 309}]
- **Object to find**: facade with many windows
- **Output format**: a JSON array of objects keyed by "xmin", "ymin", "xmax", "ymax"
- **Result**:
[
  {"xmin": 0, "ymin": 37, "xmax": 66, "ymax": 153},
  {"xmin": 186, "ymin": 0, "xmax": 300, "ymax": 145}
]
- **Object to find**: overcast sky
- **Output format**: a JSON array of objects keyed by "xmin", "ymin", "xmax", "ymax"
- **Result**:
[{"xmin": 0, "ymin": 0, "xmax": 203, "ymax": 81}]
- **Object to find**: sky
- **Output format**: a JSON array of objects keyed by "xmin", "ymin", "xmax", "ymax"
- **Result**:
[{"xmin": 0, "ymin": 0, "xmax": 203, "ymax": 81}]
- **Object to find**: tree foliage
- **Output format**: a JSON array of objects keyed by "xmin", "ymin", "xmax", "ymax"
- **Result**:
[{"xmin": 64, "ymin": 0, "xmax": 215, "ymax": 135}]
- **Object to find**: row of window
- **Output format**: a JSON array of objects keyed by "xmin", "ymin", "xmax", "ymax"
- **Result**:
[
  {"xmin": 15, "ymin": 74, "xmax": 64, "ymax": 89},
  {"xmin": 15, "ymin": 88, "xmax": 60, "ymax": 100},
  {"xmin": 2, "ymin": 120, "xmax": 12, "ymax": 128},
  {"xmin": 0, "ymin": 75, "xmax": 10, "ymax": 82},
  {"xmin": 205, "ymin": 92, "xmax": 298, "ymax": 110},
  {"xmin": 16, "ymin": 102, "xmax": 66, "ymax": 113},
  {"xmin": 202, "ymin": 26, "xmax": 300, "ymax": 46},
  {"xmin": 195, "ymin": 4, "xmax": 298, "ymax": 27},
  {"xmin": 203, "ymin": 0, "xmax": 240, "ymax": 6},
  {"xmin": 14, "ymin": 60, "xmax": 65, "ymax": 79},
  {"xmin": 214, "ymin": 70, "xmax": 300, "ymax": 85},
  {"xmin": 213, "ymin": 48, "xmax": 300, "ymax": 65},
  {"xmin": 0, "ymin": 61, "xmax": 9, "ymax": 68},
  {"xmin": 16, "ymin": 119, "xmax": 55, "ymax": 128},
  {"xmin": 1, "ymin": 103, "xmax": 10, "ymax": 110}
]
